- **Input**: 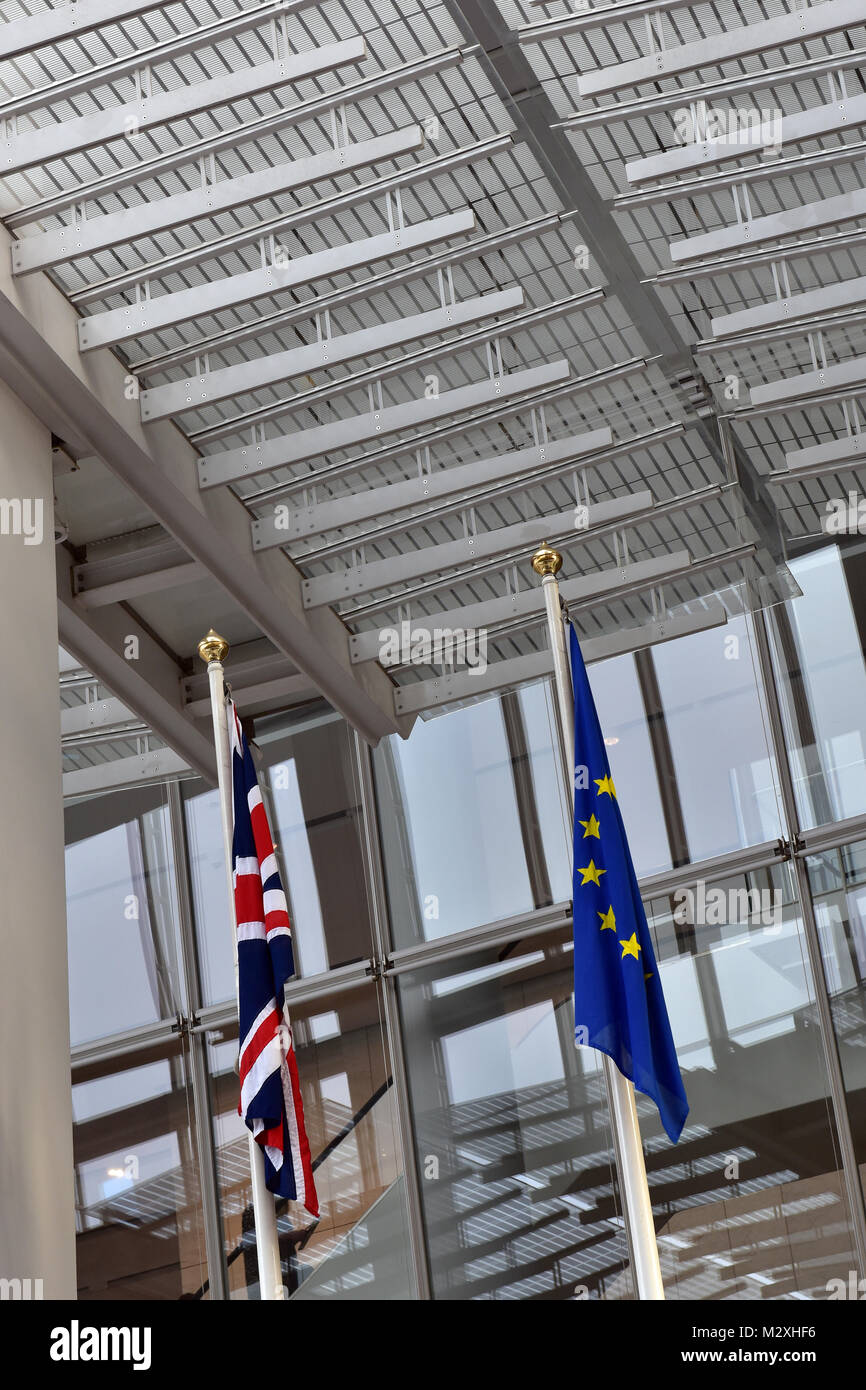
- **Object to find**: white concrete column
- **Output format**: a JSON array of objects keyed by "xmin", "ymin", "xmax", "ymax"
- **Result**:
[{"xmin": 0, "ymin": 379, "xmax": 77, "ymax": 1298}]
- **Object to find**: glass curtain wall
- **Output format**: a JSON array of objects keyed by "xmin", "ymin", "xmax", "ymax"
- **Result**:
[{"xmin": 64, "ymin": 539, "xmax": 866, "ymax": 1300}]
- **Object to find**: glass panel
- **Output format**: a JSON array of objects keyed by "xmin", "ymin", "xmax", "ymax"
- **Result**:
[
  {"xmin": 184, "ymin": 703, "xmax": 375, "ymax": 1005},
  {"xmin": 72, "ymin": 1041, "xmax": 208, "ymax": 1299},
  {"xmin": 375, "ymin": 616, "xmax": 783, "ymax": 950},
  {"xmin": 648, "ymin": 615, "xmax": 784, "ymax": 864},
  {"xmin": 807, "ymin": 841, "xmax": 866, "ymax": 1203},
  {"xmin": 374, "ymin": 686, "xmax": 571, "ymax": 947},
  {"xmin": 397, "ymin": 929, "xmax": 630, "ymax": 1300},
  {"xmin": 64, "ymin": 785, "xmax": 182, "ymax": 1045},
  {"xmin": 206, "ymin": 982, "xmax": 414, "ymax": 1300},
  {"xmin": 769, "ymin": 545, "xmax": 866, "ymax": 829},
  {"xmin": 398, "ymin": 874, "xmax": 858, "ymax": 1299}
]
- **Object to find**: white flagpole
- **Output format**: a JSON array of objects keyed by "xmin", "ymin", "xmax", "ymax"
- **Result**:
[
  {"xmin": 531, "ymin": 549, "xmax": 665, "ymax": 1301},
  {"xmin": 198, "ymin": 629, "xmax": 285, "ymax": 1303}
]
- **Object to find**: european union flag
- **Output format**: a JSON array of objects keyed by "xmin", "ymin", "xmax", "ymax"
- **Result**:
[{"xmin": 569, "ymin": 622, "xmax": 688, "ymax": 1143}]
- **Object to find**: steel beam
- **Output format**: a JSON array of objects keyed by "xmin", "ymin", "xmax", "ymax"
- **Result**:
[
  {"xmin": 60, "ymin": 696, "xmax": 136, "ymax": 738},
  {"xmin": 561, "ymin": 48, "xmax": 866, "ymax": 129},
  {"xmin": 74, "ymin": 561, "xmax": 205, "ymax": 609},
  {"xmin": 192, "ymin": 289, "xmax": 595, "ymax": 445},
  {"xmin": 301, "ymin": 492, "xmax": 653, "ymax": 610},
  {"xmin": 669, "ymin": 184, "xmax": 866, "ymax": 263},
  {"xmin": 626, "ymin": 93, "xmax": 866, "ymax": 184},
  {"xmin": 132, "ymin": 210, "xmax": 566, "ymax": 375},
  {"xmin": 252, "ymin": 428, "xmax": 613, "ymax": 549},
  {"xmin": 711, "ymin": 276, "xmax": 866, "ymax": 338},
  {"xmin": 197, "ymin": 361, "xmax": 572, "ymax": 491},
  {"xmin": 10, "ymin": 46, "xmax": 462, "ymax": 229},
  {"xmin": 0, "ymin": 0, "xmax": 320, "ymax": 58},
  {"xmin": 78, "ymin": 209, "xmax": 475, "ymax": 352},
  {"xmin": 56, "ymin": 555, "xmax": 216, "ymax": 783},
  {"xmin": 652, "ymin": 224, "xmax": 866, "ymax": 285},
  {"xmin": 0, "ymin": 0, "xmax": 169, "ymax": 57},
  {"xmin": 0, "ymin": 225, "xmax": 403, "ymax": 745},
  {"xmin": 576, "ymin": 0, "xmax": 858, "ymax": 98},
  {"xmin": 520, "ymin": 0, "xmax": 696, "ymax": 42},
  {"xmin": 1, "ymin": 38, "xmax": 366, "ymax": 175},
  {"xmin": 784, "ymin": 432, "xmax": 866, "ymax": 474},
  {"xmin": 296, "ymin": 418, "xmax": 682, "ymax": 565},
  {"xmin": 248, "ymin": 357, "xmax": 648, "ymax": 504},
  {"xmin": 63, "ymin": 748, "xmax": 191, "ymax": 800},
  {"xmin": 393, "ymin": 602, "xmax": 729, "ymax": 715},
  {"xmin": 750, "ymin": 357, "xmax": 866, "ymax": 410},
  {"xmin": 140, "ymin": 287, "xmax": 524, "ymax": 423},
  {"xmin": 12, "ymin": 126, "xmax": 422, "ymax": 275},
  {"xmin": 618, "ymin": 137, "xmax": 866, "ymax": 207},
  {"xmin": 0, "ymin": 0, "xmax": 296, "ymax": 121},
  {"xmin": 69, "ymin": 133, "xmax": 511, "ymax": 305},
  {"xmin": 350, "ymin": 550, "xmax": 692, "ymax": 665},
  {"xmin": 346, "ymin": 483, "xmax": 723, "ymax": 619}
]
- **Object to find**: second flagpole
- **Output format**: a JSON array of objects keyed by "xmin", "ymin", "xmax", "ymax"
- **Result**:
[
  {"xmin": 198, "ymin": 629, "xmax": 285, "ymax": 1302},
  {"xmin": 530, "ymin": 548, "xmax": 665, "ymax": 1301}
]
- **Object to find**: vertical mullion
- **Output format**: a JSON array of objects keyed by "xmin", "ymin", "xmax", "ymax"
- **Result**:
[
  {"xmin": 752, "ymin": 610, "xmax": 866, "ymax": 1272},
  {"xmin": 353, "ymin": 731, "xmax": 433, "ymax": 1300},
  {"xmin": 166, "ymin": 780, "xmax": 230, "ymax": 1302}
]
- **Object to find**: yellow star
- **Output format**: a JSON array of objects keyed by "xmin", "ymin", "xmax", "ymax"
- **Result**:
[
  {"xmin": 579, "ymin": 813, "xmax": 601, "ymax": 839},
  {"xmin": 577, "ymin": 859, "xmax": 606, "ymax": 887},
  {"xmin": 595, "ymin": 775, "xmax": 617, "ymax": 799},
  {"xmin": 597, "ymin": 906, "xmax": 616, "ymax": 932},
  {"xmin": 644, "ymin": 971, "xmax": 653, "ymax": 981},
  {"xmin": 620, "ymin": 933, "xmax": 641, "ymax": 961}
]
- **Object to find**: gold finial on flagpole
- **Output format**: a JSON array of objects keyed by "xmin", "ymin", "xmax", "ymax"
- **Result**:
[
  {"xmin": 198, "ymin": 628, "xmax": 230, "ymax": 664},
  {"xmin": 531, "ymin": 545, "xmax": 563, "ymax": 577}
]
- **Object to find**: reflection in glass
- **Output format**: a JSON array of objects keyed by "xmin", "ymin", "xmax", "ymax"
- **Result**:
[
  {"xmin": 65, "ymin": 787, "xmax": 180, "ymax": 1045},
  {"xmin": 206, "ymin": 985, "xmax": 413, "ymax": 1300},
  {"xmin": 398, "ymin": 896, "xmax": 858, "ymax": 1299},
  {"xmin": 184, "ymin": 703, "xmax": 374, "ymax": 1005},
  {"xmin": 72, "ymin": 1044, "xmax": 207, "ymax": 1299},
  {"xmin": 375, "ymin": 687, "xmax": 574, "ymax": 947},
  {"xmin": 807, "ymin": 841, "xmax": 866, "ymax": 1207},
  {"xmin": 770, "ymin": 546, "xmax": 866, "ymax": 829}
]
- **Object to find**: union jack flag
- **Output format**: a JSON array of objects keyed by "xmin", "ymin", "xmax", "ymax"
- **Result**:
[{"xmin": 231, "ymin": 701, "xmax": 318, "ymax": 1217}]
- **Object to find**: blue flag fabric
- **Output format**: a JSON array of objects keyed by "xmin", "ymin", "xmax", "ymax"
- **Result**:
[{"xmin": 569, "ymin": 622, "xmax": 689, "ymax": 1143}]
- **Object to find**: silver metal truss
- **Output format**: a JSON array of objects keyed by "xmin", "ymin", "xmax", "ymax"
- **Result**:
[
  {"xmin": 393, "ymin": 601, "xmax": 729, "ymax": 717},
  {"xmin": 239, "ymin": 357, "xmax": 652, "ymax": 508},
  {"xmin": 710, "ymin": 277, "xmax": 866, "ymax": 340},
  {"xmin": 191, "ymin": 290, "xmax": 602, "ymax": 446},
  {"xmin": 130, "ymin": 210, "xmax": 567, "ymax": 376},
  {"xmin": 294, "ymin": 419, "xmax": 686, "ymax": 567},
  {"xmin": 139, "ymin": 287, "xmax": 524, "ymax": 423},
  {"xmin": 12, "ymin": 125, "xmax": 424, "ymax": 275},
  {"xmin": 669, "ymin": 185, "xmax": 866, "ymax": 264},
  {"xmin": 300, "ymin": 492, "xmax": 655, "ymax": 610},
  {"xmin": 576, "ymin": 0, "xmax": 859, "ymax": 99},
  {"xmin": 349, "ymin": 549, "xmax": 693, "ymax": 666},
  {"xmin": 344, "ymin": 483, "xmax": 724, "ymax": 621},
  {"xmin": 79, "ymin": 209, "xmax": 476, "ymax": 352},
  {"xmin": 617, "ymin": 139, "xmax": 866, "ymax": 209},
  {"xmin": 60, "ymin": 696, "xmax": 137, "ymax": 738},
  {"xmin": 63, "ymin": 746, "xmax": 191, "ymax": 800},
  {"xmin": 9, "ymin": 45, "xmax": 465, "ymax": 229},
  {"xmin": 625, "ymin": 93, "xmax": 866, "ymax": 186},
  {"xmin": 519, "ymin": 0, "xmax": 698, "ymax": 44},
  {"xmin": 749, "ymin": 358, "xmax": 866, "ymax": 412},
  {"xmin": 558, "ymin": 48, "xmax": 866, "ymax": 129},
  {"xmin": 197, "ymin": 361, "xmax": 572, "ymax": 491},
  {"xmin": 68, "ymin": 132, "xmax": 511, "ymax": 306},
  {"xmin": 252, "ymin": 427, "xmax": 614, "ymax": 550},
  {"xmin": 0, "ymin": 0, "xmax": 299, "ymax": 122},
  {"xmin": 0, "ymin": 36, "xmax": 367, "ymax": 175}
]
